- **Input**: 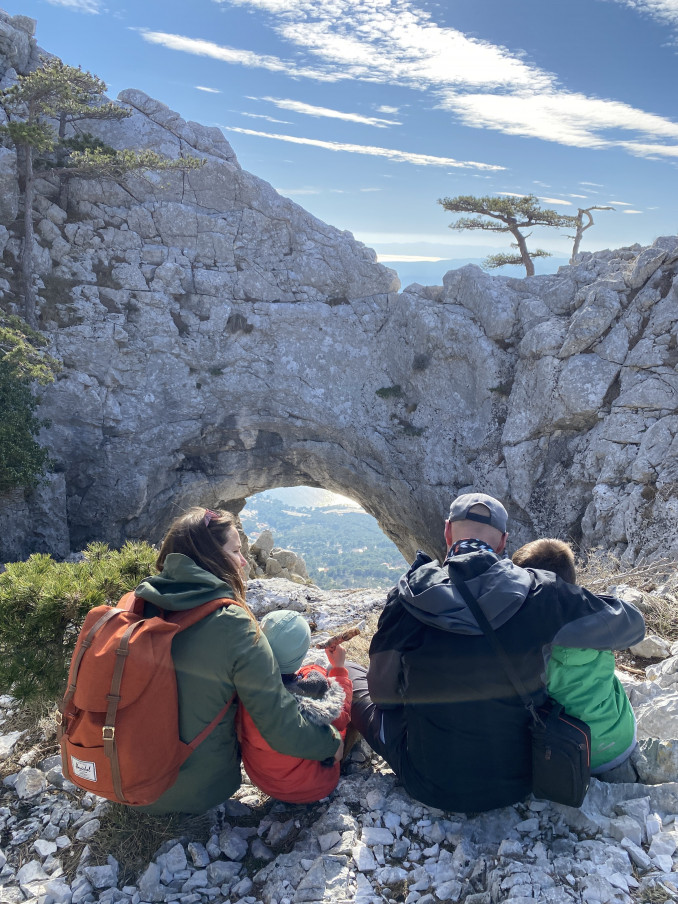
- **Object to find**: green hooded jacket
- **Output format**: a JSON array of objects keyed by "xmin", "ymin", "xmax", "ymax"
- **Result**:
[
  {"xmin": 546, "ymin": 645, "xmax": 636, "ymax": 771},
  {"xmin": 134, "ymin": 554, "xmax": 340, "ymax": 813}
]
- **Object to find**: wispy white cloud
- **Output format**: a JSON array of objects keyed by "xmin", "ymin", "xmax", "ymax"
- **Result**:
[
  {"xmin": 353, "ymin": 229, "xmax": 507, "ymax": 246},
  {"xmin": 569, "ymin": 193, "xmax": 589, "ymax": 198},
  {"xmin": 580, "ymin": 182, "xmax": 604, "ymax": 186},
  {"xmin": 261, "ymin": 96, "xmax": 401, "ymax": 126},
  {"xmin": 623, "ymin": 209, "xmax": 644, "ymax": 213},
  {"xmin": 196, "ymin": 85, "xmax": 221, "ymax": 93},
  {"xmin": 377, "ymin": 105, "xmax": 400, "ymax": 114},
  {"xmin": 138, "ymin": 30, "xmax": 341, "ymax": 81},
  {"xmin": 225, "ymin": 126, "xmax": 505, "ymax": 169},
  {"xmin": 273, "ymin": 8, "xmax": 550, "ymax": 91},
  {"xmin": 497, "ymin": 191, "xmax": 526, "ymax": 198},
  {"xmin": 146, "ymin": 1, "xmax": 678, "ymax": 161},
  {"xmin": 607, "ymin": 200, "xmax": 634, "ymax": 205},
  {"xmin": 139, "ymin": 5, "xmax": 546, "ymax": 90},
  {"xmin": 274, "ymin": 187, "xmax": 322, "ymax": 195},
  {"xmin": 46, "ymin": 0, "xmax": 101, "ymax": 11},
  {"xmin": 442, "ymin": 91, "xmax": 678, "ymax": 152},
  {"xmin": 239, "ymin": 111, "xmax": 293, "ymax": 123},
  {"xmin": 539, "ymin": 196, "xmax": 573, "ymax": 205},
  {"xmin": 360, "ymin": 187, "xmax": 382, "ymax": 192},
  {"xmin": 378, "ymin": 254, "xmax": 446, "ymax": 261},
  {"xmin": 601, "ymin": 0, "xmax": 678, "ymax": 27},
  {"xmin": 617, "ymin": 140, "xmax": 678, "ymax": 157}
]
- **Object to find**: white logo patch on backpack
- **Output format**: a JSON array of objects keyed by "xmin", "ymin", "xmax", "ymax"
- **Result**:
[{"xmin": 70, "ymin": 756, "xmax": 97, "ymax": 782}]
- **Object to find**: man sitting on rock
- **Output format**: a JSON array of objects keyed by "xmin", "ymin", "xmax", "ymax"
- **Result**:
[{"xmin": 348, "ymin": 493, "xmax": 645, "ymax": 813}]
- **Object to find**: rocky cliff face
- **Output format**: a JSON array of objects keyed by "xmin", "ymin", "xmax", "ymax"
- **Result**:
[{"xmin": 0, "ymin": 10, "xmax": 676, "ymax": 565}]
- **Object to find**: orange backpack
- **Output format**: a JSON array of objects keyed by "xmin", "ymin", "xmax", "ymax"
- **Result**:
[{"xmin": 57, "ymin": 592, "xmax": 236, "ymax": 806}]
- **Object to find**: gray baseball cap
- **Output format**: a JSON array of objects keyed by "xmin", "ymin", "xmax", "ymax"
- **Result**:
[{"xmin": 448, "ymin": 493, "xmax": 508, "ymax": 533}]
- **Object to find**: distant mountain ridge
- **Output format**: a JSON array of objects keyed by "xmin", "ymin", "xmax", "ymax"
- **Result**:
[
  {"xmin": 389, "ymin": 256, "xmax": 571, "ymax": 290},
  {"xmin": 259, "ymin": 486, "xmax": 362, "ymax": 510}
]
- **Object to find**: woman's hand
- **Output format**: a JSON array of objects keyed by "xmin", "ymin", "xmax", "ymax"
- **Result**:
[
  {"xmin": 333, "ymin": 738, "xmax": 345, "ymax": 763},
  {"xmin": 326, "ymin": 643, "xmax": 346, "ymax": 669}
]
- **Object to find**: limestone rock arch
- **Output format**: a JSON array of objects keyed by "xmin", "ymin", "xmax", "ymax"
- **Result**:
[{"xmin": 0, "ymin": 20, "xmax": 676, "ymax": 565}]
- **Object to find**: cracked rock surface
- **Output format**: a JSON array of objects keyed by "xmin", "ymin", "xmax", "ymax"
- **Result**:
[{"xmin": 0, "ymin": 10, "xmax": 677, "ymax": 569}]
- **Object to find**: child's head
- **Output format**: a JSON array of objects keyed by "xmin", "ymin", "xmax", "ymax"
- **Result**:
[
  {"xmin": 261, "ymin": 609, "xmax": 311, "ymax": 675},
  {"xmin": 512, "ymin": 538, "xmax": 577, "ymax": 584}
]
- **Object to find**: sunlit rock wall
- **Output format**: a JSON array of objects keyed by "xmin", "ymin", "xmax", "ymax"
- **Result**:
[{"xmin": 0, "ymin": 11, "xmax": 676, "ymax": 566}]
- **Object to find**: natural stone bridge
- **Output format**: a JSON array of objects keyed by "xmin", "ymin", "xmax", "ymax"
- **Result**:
[{"xmin": 0, "ymin": 13, "xmax": 676, "ymax": 564}]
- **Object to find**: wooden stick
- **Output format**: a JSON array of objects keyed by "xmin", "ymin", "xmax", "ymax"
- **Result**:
[
  {"xmin": 316, "ymin": 625, "xmax": 361, "ymax": 649},
  {"xmin": 616, "ymin": 662, "xmax": 646, "ymax": 677}
]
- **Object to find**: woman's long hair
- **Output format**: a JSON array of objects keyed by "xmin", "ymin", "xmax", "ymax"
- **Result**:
[{"xmin": 156, "ymin": 507, "xmax": 251, "ymax": 612}]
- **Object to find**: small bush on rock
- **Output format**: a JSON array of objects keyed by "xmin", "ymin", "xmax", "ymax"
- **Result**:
[
  {"xmin": 0, "ymin": 541, "xmax": 157, "ymax": 702},
  {"xmin": 0, "ymin": 313, "xmax": 60, "ymax": 494}
]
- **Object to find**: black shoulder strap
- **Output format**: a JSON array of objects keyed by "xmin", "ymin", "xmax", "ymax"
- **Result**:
[{"xmin": 446, "ymin": 564, "xmax": 539, "ymax": 721}]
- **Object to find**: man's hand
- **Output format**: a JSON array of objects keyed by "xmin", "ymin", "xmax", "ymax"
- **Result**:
[{"xmin": 326, "ymin": 643, "xmax": 346, "ymax": 669}]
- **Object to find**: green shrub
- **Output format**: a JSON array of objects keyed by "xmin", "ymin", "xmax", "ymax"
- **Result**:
[
  {"xmin": 0, "ymin": 541, "xmax": 157, "ymax": 702},
  {"xmin": 0, "ymin": 312, "xmax": 60, "ymax": 494},
  {"xmin": 0, "ymin": 358, "xmax": 52, "ymax": 494}
]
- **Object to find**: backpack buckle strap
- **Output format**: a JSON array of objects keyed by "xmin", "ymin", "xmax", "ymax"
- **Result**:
[
  {"xmin": 102, "ymin": 725, "xmax": 116, "ymax": 760},
  {"xmin": 62, "ymin": 608, "xmax": 120, "ymax": 711}
]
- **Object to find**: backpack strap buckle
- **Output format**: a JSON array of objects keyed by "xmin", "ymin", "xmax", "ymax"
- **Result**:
[{"xmin": 102, "ymin": 726, "xmax": 115, "ymax": 741}]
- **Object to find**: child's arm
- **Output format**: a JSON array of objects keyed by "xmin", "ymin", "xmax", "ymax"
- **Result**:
[
  {"xmin": 325, "ymin": 643, "xmax": 353, "ymax": 732},
  {"xmin": 326, "ymin": 642, "xmax": 346, "ymax": 670}
]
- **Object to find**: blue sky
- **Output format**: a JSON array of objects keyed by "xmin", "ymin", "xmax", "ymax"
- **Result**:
[{"xmin": 7, "ymin": 0, "xmax": 678, "ymax": 277}]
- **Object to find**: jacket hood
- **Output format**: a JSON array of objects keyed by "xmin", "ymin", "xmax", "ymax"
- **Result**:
[
  {"xmin": 398, "ymin": 550, "xmax": 532, "ymax": 635},
  {"xmin": 290, "ymin": 675, "xmax": 347, "ymax": 727},
  {"xmin": 134, "ymin": 553, "xmax": 236, "ymax": 611}
]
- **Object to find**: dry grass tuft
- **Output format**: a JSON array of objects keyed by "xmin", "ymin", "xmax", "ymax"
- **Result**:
[
  {"xmin": 576, "ymin": 550, "xmax": 678, "ymax": 642},
  {"xmin": 634, "ymin": 883, "xmax": 677, "ymax": 904},
  {"xmin": 0, "ymin": 697, "xmax": 60, "ymax": 779},
  {"xmin": 344, "ymin": 611, "xmax": 380, "ymax": 667},
  {"xmin": 65, "ymin": 805, "xmax": 212, "ymax": 886}
]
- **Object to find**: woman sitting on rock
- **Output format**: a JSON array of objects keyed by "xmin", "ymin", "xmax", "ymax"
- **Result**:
[{"xmin": 135, "ymin": 507, "xmax": 342, "ymax": 813}]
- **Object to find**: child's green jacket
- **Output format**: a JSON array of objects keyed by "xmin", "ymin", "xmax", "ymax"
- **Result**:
[{"xmin": 547, "ymin": 646, "xmax": 636, "ymax": 771}]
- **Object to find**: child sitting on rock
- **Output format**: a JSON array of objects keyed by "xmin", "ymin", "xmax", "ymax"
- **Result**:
[
  {"xmin": 238, "ymin": 609, "xmax": 353, "ymax": 802},
  {"xmin": 512, "ymin": 538, "xmax": 639, "ymax": 782}
]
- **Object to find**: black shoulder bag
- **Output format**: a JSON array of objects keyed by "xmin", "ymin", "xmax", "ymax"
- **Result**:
[{"xmin": 447, "ymin": 565, "xmax": 591, "ymax": 808}]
